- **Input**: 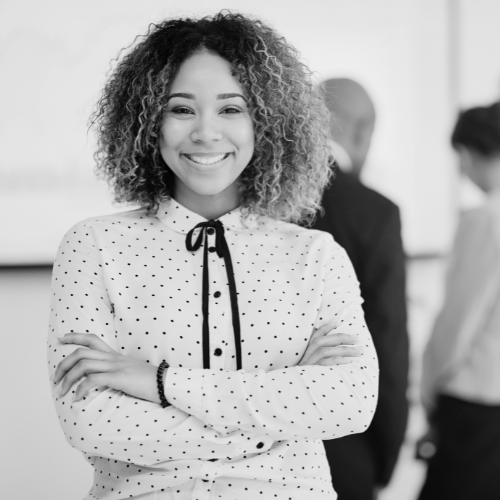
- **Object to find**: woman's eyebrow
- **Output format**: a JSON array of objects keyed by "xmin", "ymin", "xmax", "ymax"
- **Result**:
[
  {"xmin": 167, "ymin": 92, "xmax": 194, "ymax": 101},
  {"xmin": 217, "ymin": 93, "xmax": 247, "ymax": 101},
  {"xmin": 166, "ymin": 92, "xmax": 247, "ymax": 102}
]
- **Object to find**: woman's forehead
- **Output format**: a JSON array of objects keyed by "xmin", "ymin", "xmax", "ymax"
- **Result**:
[{"xmin": 169, "ymin": 52, "xmax": 244, "ymax": 95}]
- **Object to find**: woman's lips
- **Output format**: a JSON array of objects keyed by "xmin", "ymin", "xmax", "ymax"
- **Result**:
[{"xmin": 183, "ymin": 153, "xmax": 230, "ymax": 166}]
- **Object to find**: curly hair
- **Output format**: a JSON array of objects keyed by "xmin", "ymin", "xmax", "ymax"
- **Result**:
[
  {"xmin": 90, "ymin": 11, "xmax": 332, "ymax": 224},
  {"xmin": 451, "ymin": 102, "xmax": 500, "ymax": 157}
]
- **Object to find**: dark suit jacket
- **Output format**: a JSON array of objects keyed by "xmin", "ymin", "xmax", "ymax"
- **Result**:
[{"xmin": 311, "ymin": 170, "xmax": 409, "ymax": 494}]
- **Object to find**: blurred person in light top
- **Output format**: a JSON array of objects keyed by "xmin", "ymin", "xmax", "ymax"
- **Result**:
[
  {"xmin": 310, "ymin": 78, "xmax": 409, "ymax": 500},
  {"xmin": 418, "ymin": 102, "xmax": 500, "ymax": 500},
  {"xmin": 47, "ymin": 12, "xmax": 379, "ymax": 500}
]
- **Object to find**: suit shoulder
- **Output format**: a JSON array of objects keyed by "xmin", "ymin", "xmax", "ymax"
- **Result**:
[
  {"xmin": 324, "ymin": 174, "xmax": 400, "ymax": 218},
  {"xmin": 348, "ymin": 179, "xmax": 400, "ymax": 215},
  {"xmin": 361, "ymin": 184, "xmax": 399, "ymax": 214}
]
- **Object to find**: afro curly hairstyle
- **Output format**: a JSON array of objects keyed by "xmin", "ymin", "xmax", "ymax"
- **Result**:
[
  {"xmin": 90, "ymin": 11, "xmax": 332, "ymax": 224},
  {"xmin": 451, "ymin": 102, "xmax": 500, "ymax": 157}
]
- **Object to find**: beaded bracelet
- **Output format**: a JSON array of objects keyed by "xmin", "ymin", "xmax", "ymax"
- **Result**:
[{"xmin": 156, "ymin": 360, "xmax": 171, "ymax": 408}]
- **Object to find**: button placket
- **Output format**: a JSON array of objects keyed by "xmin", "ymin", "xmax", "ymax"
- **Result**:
[{"xmin": 206, "ymin": 231, "xmax": 229, "ymax": 370}]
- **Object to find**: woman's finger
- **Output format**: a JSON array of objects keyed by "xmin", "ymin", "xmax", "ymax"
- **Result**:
[
  {"xmin": 306, "ymin": 345, "xmax": 363, "ymax": 366},
  {"xmin": 54, "ymin": 347, "xmax": 110, "ymax": 385},
  {"xmin": 299, "ymin": 329, "xmax": 361, "ymax": 366},
  {"xmin": 315, "ymin": 332, "xmax": 360, "ymax": 348},
  {"xmin": 298, "ymin": 325, "xmax": 334, "ymax": 366},
  {"xmin": 310, "ymin": 322, "xmax": 336, "ymax": 341},
  {"xmin": 73, "ymin": 373, "xmax": 109, "ymax": 402},
  {"xmin": 59, "ymin": 359, "xmax": 113, "ymax": 398},
  {"xmin": 304, "ymin": 326, "xmax": 346, "ymax": 356},
  {"xmin": 317, "ymin": 357, "xmax": 357, "ymax": 366},
  {"xmin": 59, "ymin": 332, "xmax": 115, "ymax": 353}
]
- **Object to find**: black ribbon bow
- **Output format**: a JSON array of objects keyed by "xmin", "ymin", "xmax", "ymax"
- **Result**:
[{"xmin": 185, "ymin": 219, "xmax": 242, "ymax": 370}]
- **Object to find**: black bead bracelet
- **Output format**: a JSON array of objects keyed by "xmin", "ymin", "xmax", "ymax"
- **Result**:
[{"xmin": 157, "ymin": 360, "xmax": 171, "ymax": 408}]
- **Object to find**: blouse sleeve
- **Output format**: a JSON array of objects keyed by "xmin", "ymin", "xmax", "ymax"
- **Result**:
[
  {"xmin": 163, "ymin": 243, "xmax": 379, "ymax": 441},
  {"xmin": 47, "ymin": 223, "xmax": 261, "ymax": 467}
]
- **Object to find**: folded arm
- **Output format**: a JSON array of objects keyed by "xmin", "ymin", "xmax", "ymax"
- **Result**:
[
  {"xmin": 164, "ymin": 244, "xmax": 379, "ymax": 441},
  {"xmin": 47, "ymin": 222, "xmax": 263, "ymax": 466}
]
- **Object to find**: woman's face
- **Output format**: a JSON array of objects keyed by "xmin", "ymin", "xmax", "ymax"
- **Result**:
[{"xmin": 160, "ymin": 51, "xmax": 254, "ymax": 201}]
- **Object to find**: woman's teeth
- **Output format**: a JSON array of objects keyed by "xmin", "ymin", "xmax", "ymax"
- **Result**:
[{"xmin": 185, "ymin": 153, "xmax": 229, "ymax": 165}]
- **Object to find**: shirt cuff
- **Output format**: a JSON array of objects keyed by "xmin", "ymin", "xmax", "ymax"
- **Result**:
[{"xmin": 164, "ymin": 367, "xmax": 205, "ymax": 417}]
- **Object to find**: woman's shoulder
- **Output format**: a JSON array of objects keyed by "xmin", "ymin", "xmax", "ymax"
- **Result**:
[
  {"xmin": 61, "ymin": 207, "xmax": 156, "ymax": 241},
  {"xmin": 75, "ymin": 207, "xmax": 151, "ymax": 226},
  {"xmin": 262, "ymin": 218, "xmax": 342, "ymax": 251}
]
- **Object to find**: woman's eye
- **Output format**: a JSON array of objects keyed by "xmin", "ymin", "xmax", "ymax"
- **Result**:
[
  {"xmin": 221, "ymin": 106, "xmax": 242, "ymax": 114},
  {"xmin": 171, "ymin": 107, "xmax": 193, "ymax": 115}
]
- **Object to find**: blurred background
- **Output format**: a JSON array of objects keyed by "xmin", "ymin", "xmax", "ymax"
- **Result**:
[{"xmin": 1, "ymin": 0, "xmax": 499, "ymax": 498}]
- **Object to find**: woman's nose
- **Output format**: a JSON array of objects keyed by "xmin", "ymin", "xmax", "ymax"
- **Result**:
[{"xmin": 190, "ymin": 115, "xmax": 223, "ymax": 143}]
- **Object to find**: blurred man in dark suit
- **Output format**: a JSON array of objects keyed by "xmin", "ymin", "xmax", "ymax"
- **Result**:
[{"xmin": 313, "ymin": 78, "xmax": 409, "ymax": 500}]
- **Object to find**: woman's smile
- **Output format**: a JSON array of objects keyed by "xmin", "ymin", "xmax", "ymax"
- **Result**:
[{"xmin": 182, "ymin": 152, "xmax": 231, "ymax": 167}]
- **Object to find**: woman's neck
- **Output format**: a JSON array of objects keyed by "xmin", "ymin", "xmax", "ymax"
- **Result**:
[{"xmin": 173, "ymin": 182, "xmax": 240, "ymax": 220}]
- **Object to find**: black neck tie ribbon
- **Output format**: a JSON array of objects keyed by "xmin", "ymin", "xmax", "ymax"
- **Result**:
[{"xmin": 185, "ymin": 219, "xmax": 242, "ymax": 370}]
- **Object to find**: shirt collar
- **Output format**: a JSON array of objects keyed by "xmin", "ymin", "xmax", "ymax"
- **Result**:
[{"xmin": 157, "ymin": 198, "xmax": 259, "ymax": 235}]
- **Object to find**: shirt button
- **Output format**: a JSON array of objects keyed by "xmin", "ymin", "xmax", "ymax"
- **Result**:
[
  {"xmin": 207, "ymin": 228, "xmax": 215, "ymax": 235},
  {"xmin": 214, "ymin": 348, "xmax": 222, "ymax": 356},
  {"xmin": 208, "ymin": 246, "xmax": 216, "ymax": 253},
  {"xmin": 214, "ymin": 291, "xmax": 221, "ymax": 298},
  {"xmin": 256, "ymin": 442, "xmax": 264, "ymax": 449}
]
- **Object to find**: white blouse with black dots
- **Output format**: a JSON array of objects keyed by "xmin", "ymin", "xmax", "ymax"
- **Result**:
[{"xmin": 47, "ymin": 200, "xmax": 379, "ymax": 500}]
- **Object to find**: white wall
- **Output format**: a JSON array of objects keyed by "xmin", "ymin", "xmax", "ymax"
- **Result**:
[
  {"xmin": 459, "ymin": 0, "xmax": 500, "ymax": 107},
  {"xmin": 1, "ymin": 0, "xmax": 460, "ymax": 263},
  {"xmin": 0, "ymin": 269, "xmax": 93, "ymax": 499},
  {"xmin": 455, "ymin": 0, "xmax": 500, "ymax": 208}
]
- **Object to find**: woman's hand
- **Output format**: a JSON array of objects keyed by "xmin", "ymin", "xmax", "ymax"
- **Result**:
[
  {"xmin": 53, "ymin": 333, "xmax": 161, "ymax": 404},
  {"xmin": 298, "ymin": 323, "xmax": 364, "ymax": 367}
]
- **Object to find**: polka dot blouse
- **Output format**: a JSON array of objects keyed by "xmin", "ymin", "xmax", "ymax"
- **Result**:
[{"xmin": 47, "ymin": 200, "xmax": 379, "ymax": 500}]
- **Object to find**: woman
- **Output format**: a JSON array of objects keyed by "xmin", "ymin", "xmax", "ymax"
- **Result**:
[
  {"xmin": 418, "ymin": 102, "xmax": 500, "ymax": 500},
  {"xmin": 49, "ymin": 12, "xmax": 378, "ymax": 499}
]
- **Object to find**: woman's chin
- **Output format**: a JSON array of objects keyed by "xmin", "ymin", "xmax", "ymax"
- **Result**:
[{"xmin": 185, "ymin": 180, "xmax": 239, "ymax": 199}]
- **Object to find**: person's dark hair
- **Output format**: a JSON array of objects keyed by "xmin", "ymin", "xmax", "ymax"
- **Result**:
[
  {"xmin": 90, "ymin": 11, "xmax": 331, "ymax": 223},
  {"xmin": 451, "ymin": 102, "xmax": 500, "ymax": 157}
]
